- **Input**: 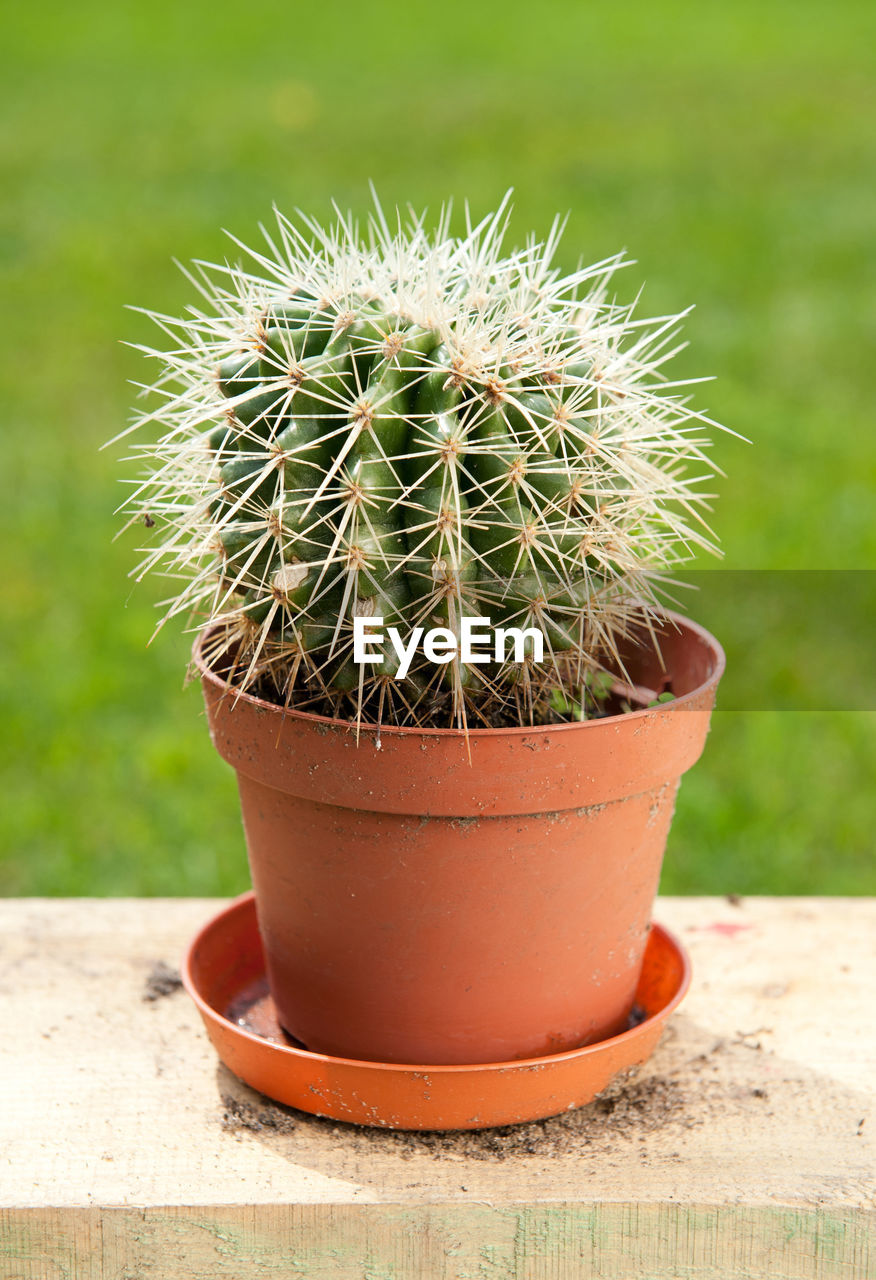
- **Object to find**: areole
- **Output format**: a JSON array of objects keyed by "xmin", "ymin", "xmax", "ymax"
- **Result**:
[{"xmin": 194, "ymin": 611, "xmax": 724, "ymax": 1066}]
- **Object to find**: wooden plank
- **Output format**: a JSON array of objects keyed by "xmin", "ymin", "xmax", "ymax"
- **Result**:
[
  {"xmin": 0, "ymin": 897, "xmax": 874, "ymax": 1279},
  {"xmin": 1, "ymin": 1204, "xmax": 873, "ymax": 1280}
]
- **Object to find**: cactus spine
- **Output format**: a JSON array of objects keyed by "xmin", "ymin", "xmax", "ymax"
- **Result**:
[{"xmin": 122, "ymin": 196, "xmax": 721, "ymax": 728}]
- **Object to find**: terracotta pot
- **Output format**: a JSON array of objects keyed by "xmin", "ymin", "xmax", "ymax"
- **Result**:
[
  {"xmin": 182, "ymin": 893, "xmax": 692, "ymax": 1130},
  {"xmin": 195, "ymin": 612, "xmax": 723, "ymax": 1066}
]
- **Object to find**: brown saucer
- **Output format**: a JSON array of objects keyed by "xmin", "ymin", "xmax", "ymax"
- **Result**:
[{"xmin": 182, "ymin": 892, "xmax": 690, "ymax": 1131}]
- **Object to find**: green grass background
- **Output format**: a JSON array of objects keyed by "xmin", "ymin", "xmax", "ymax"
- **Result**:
[{"xmin": 1, "ymin": 0, "xmax": 873, "ymax": 895}]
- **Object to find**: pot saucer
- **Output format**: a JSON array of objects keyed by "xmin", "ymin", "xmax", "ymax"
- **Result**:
[{"xmin": 182, "ymin": 892, "xmax": 690, "ymax": 1132}]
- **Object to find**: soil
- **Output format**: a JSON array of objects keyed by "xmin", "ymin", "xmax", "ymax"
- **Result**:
[
  {"xmin": 220, "ymin": 1070, "xmax": 692, "ymax": 1160},
  {"xmin": 200, "ymin": 633, "xmax": 655, "ymax": 732},
  {"xmin": 246, "ymin": 670, "xmax": 646, "ymax": 732},
  {"xmin": 143, "ymin": 960, "xmax": 183, "ymax": 1001}
]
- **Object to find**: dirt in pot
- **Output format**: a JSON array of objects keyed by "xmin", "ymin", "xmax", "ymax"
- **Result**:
[{"xmin": 197, "ymin": 628, "xmax": 673, "ymax": 733}]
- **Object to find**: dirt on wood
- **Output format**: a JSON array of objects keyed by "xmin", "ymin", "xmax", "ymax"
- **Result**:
[
  {"xmin": 143, "ymin": 961, "xmax": 183, "ymax": 1001},
  {"xmin": 220, "ymin": 1069, "xmax": 695, "ymax": 1161}
]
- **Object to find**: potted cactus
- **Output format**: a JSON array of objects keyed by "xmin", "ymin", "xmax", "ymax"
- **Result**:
[{"xmin": 121, "ymin": 195, "xmax": 724, "ymax": 1073}]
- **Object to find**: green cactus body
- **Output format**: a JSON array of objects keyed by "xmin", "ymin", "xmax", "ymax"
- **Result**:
[
  {"xmin": 126, "ymin": 196, "xmax": 721, "ymax": 727},
  {"xmin": 217, "ymin": 351, "xmax": 261, "ymax": 399}
]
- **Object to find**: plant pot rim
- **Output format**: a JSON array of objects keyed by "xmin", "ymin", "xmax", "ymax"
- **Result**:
[{"xmin": 192, "ymin": 608, "xmax": 725, "ymax": 740}]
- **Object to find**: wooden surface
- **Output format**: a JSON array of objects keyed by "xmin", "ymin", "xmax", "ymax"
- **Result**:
[{"xmin": 0, "ymin": 896, "xmax": 873, "ymax": 1278}]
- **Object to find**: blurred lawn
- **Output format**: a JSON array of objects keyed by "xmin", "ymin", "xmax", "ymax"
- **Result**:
[{"xmin": 1, "ymin": 0, "xmax": 873, "ymax": 895}]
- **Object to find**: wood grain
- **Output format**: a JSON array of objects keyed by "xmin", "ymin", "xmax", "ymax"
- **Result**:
[{"xmin": 1, "ymin": 897, "xmax": 873, "ymax": 1278}]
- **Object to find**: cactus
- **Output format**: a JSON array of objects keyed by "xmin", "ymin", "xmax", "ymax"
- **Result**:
[{"xmin": 121, "ymin": 195, "xmax": 722, "ymax": 728}]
